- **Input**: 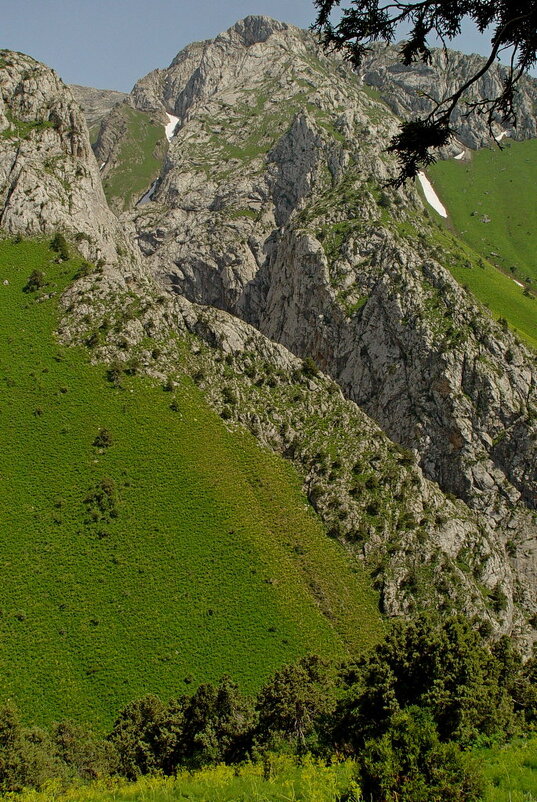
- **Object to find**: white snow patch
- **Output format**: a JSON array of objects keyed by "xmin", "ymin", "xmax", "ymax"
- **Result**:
[
  {"xmin": 454, "ymin": 151, "xmax": 465, "ymax": 160},
  {"xmin": 513, "ymin": 279, "xmax": 524, "ymax": 287},
  {"xmin": 417, "ymin": 172, "xmax": 447, "ymax": 218},
  {"xmin": 165, "ymin": 114, "xmax": 180, "ymax": 142},
  {"xmin": 137, "ymin": 180, "xmax": 157, "ymax": 206},
  {"xmin": 100, "ymin": 162, "xmax": 106, "ymax": 170},
  {"xmin": 495, "ymin": 131, "xmax": 508, "ymax": 142}
]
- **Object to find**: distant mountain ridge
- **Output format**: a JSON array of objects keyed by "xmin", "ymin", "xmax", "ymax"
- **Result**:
[{"xmin": 69, "ymin": 84, "xmax": 128, "ymax": 139}]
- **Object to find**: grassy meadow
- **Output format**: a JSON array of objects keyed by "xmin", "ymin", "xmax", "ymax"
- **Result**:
[
  {"xmin": 0, "ymin": 238, "xmax": 381, "ymax": 729},
  {"xmin": 479, "ymin": 737, "xmax": 537, "ymax": 802},
  {"xmin": 0, "ymin": 758, "xmax": 358, "ymax": 801},
  {"xmin": 422, "ymin": 140, "xmax": 537, "ymax": 348},
  {"xmin": 428, "ymin": 227, "xmax": 537, "ymax": 350},
  {"xmin": 429, "ymin": 138, "xmax": 537, "ymax": 286}
]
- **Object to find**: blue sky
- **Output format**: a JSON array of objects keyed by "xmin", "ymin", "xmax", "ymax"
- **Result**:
[{"xmin": 0, "ymin": 0, "xmax": 501, "ymax": 92}]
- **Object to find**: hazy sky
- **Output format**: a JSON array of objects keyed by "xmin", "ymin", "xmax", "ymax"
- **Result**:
[{"xmin": 0, "ymin": 0, "xmax": 499, "ymax": 92}]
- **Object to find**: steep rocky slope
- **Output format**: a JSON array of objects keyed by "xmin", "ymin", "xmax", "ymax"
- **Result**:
[
  {"xmin": 1, "ymin": 23, "xmax": 536, "ymax": 650},
  {"xmin": 123, "ymin": 18, "xmax": 536, "ymax": 513},
  {"xmin": 70, "ymin": 84, "xmax": 127, "ymax": 139},
  {"xmin": 109, "ymin": 17, "xmax": 535, "ymax": 640}
]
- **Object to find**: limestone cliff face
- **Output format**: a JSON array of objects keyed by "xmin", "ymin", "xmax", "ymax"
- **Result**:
[
  {"xmin": 119, "ymin": 17, "xmax": 537, "ymax": 638},
  {"xmin": 0, "ymin": 50, "xmax": 129, "ymax": 264},
  {"xmin": 93, "ymin": 100, "xmax": 132, "ymax": 175}
]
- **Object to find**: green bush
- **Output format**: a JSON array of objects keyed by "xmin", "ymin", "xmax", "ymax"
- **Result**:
[
  {"xmin": 23, "ymin": 270, "xmax": 46, "ymax": 293},
  {"xmin": 50, "ymin": 233, "xmax": 69, "ymax": 261},
  {"xmin": 302, "ymin": 356, "xmax": 319, "ymax": 378},
  {"xmin": 358, "ymin": 707, "xmax": 485, "ymax": 802}
]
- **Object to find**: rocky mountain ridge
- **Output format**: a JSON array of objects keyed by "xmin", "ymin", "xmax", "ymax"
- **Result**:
[
  {"xmin": 69, "ymin": 84, "xmax": 128, "ymax": 138},
  {"xmin": 361, "ymin": 44, "xmax": 537, "ymax": 153},
  {"xmin": 120, "ymin": 17, "xmax": 536, "ymax": 524},
  {"xmin": 0, "ymin": 20, "xmax": 536, "ymax": 646}
]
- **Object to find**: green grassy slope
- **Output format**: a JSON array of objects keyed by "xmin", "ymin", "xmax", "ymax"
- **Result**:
[
  {"xmin": 0, "ymin": 239, "xmax": 381, "ymax": 729},
  {"xmin": 415, "ymin": 144, "xmax": 537, "ymax": 349},
  {"xmin": 429, "ymin": 139, "xmax": 537, "ymax": 286},
  {"xmin": 102, "ymin": 106, "xmax": 165, "ymax": 211},
  {"xmin": 428, "ymin": 227, "xmax": 537, "ymax": 350},
  {"xmin": 424, "ymin": 141, "xmax": 537, "ymax": 348},
  {"xmin": 479, "ymin": 737, "xmax": 537, "ymax": 801}
]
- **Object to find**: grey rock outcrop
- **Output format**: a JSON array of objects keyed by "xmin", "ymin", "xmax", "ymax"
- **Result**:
[
  {"xmin": 361, "ymin": 44, "xmax": 537, "ymax": 150},
  {"xmin": 0, "ymin": 50, "xmax": 132, "ymax": 264}
]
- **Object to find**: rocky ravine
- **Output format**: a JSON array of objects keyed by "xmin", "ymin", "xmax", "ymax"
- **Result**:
[{"xmin": 1, "ymin": 26, "xmax": 536, "ymax": 645}]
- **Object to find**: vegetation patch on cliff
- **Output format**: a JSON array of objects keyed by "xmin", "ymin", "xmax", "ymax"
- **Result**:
[{"xmin": 101, "ymin": 106, "xmax": 165, "ymax": 212}]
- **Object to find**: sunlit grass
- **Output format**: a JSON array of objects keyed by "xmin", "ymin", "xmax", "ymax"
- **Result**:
[{"xmin": 0, "ymin": 238, "xmax": 381, "ymax": 730}]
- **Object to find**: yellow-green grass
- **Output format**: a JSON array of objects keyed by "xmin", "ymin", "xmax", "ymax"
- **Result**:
[
  {"xmin": 479, "ymin": 737, "xmax": 537, "ymax": 801},
  {"xmin": 6, "ymin": 739, "xmax": 537, "ymax": 801},
  {"xmin": 0, "ymin": 239, "xmax": 381, "ymax": 729},
  {"xmin": 0, "ymin": 757, "xmax": 358, "ymax": 801},
  {"xmin": 102, "ymin": 106, "xmax": 165, "ymax": 211},
  {"xmin": 429, "ymin": 139, "xmax": 537, "ymax": 287}
]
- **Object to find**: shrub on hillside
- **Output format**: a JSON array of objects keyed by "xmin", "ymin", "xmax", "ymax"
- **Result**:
[
  {"xmin": 23, "ymin": 269, "xmax": 46, "ymax": 293},
  {"xmin": 50, "ymin": 233, "xmax": 69, "ymax": 261}
]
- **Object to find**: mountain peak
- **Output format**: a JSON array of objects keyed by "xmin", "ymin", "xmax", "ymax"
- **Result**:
[{"xmin": 225, "ymin": 15, "xmax": 291, "ymax": 46}]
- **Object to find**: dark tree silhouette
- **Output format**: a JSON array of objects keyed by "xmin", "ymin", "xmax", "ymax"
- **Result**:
[{"xmin": 312, "ymin": 1, "xmax": 537, "ymax": 184}]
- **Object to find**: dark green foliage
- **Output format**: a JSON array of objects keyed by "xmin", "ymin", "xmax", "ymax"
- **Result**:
[
  {"xmin": 73, "ymin": 261, "xmax": 94, "ymax": 279},
  {"xmin": 84, "ymin": 477, "xmax": 118, "ymax": 524},
  {"xmin": 358, "ymin": 707, "xmax": 485, "ymax": 802},
  {"xmin": 489, "ymin": 584, "xmax": 508, "ymax": 612},
  {"xmin": 0, "ymin": 703, "xmax": 62, "ymax": 792},
  {"xmin": 108, "ymin": 695, "xmax": 170, "ymax": 779},
  {"xmin": 174, "ymin": 677, "xmax": 254, "ymax": 769},
  {"xmin": 222, "ymin": 385, "xmax": 238, "ymax": 405},
  {"xmin": 23, "ymin": 269, "xmax": 46, "ymax": 293},
  {"xmin": 105, "ymin": 361, "xmax": 123, "ymax": 387},
  {"xmin": 302, "ymin": 356, "xmax": 319, "ymax": 378},
  {"xmin": 109, "ymin": 679, "xmax": 254, "ymax": 778},
  {"xmin": 52, "ymin": 720, "xmax": 116, "ymax": 780},
  {"xmin": 255, "ymin": 656, "xmax": 336, "ymax": 751},
  {"xmin": 92, "ymin": 428, "xmax": 112, "ymax": 449},
  {"xmin": 333, "ymin": 616, "xmax": 520, "ymax": 752},
  {"xmin": 387, "ymin": 118, "xmax": 452, "ymax": 185},
  {"xmin": 313, "ymin": 0, "xmax": 537, "ymax": 182},
  {"xmin": 50, "ymin": 233, "xmax": 69, "ymax": 261}
]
